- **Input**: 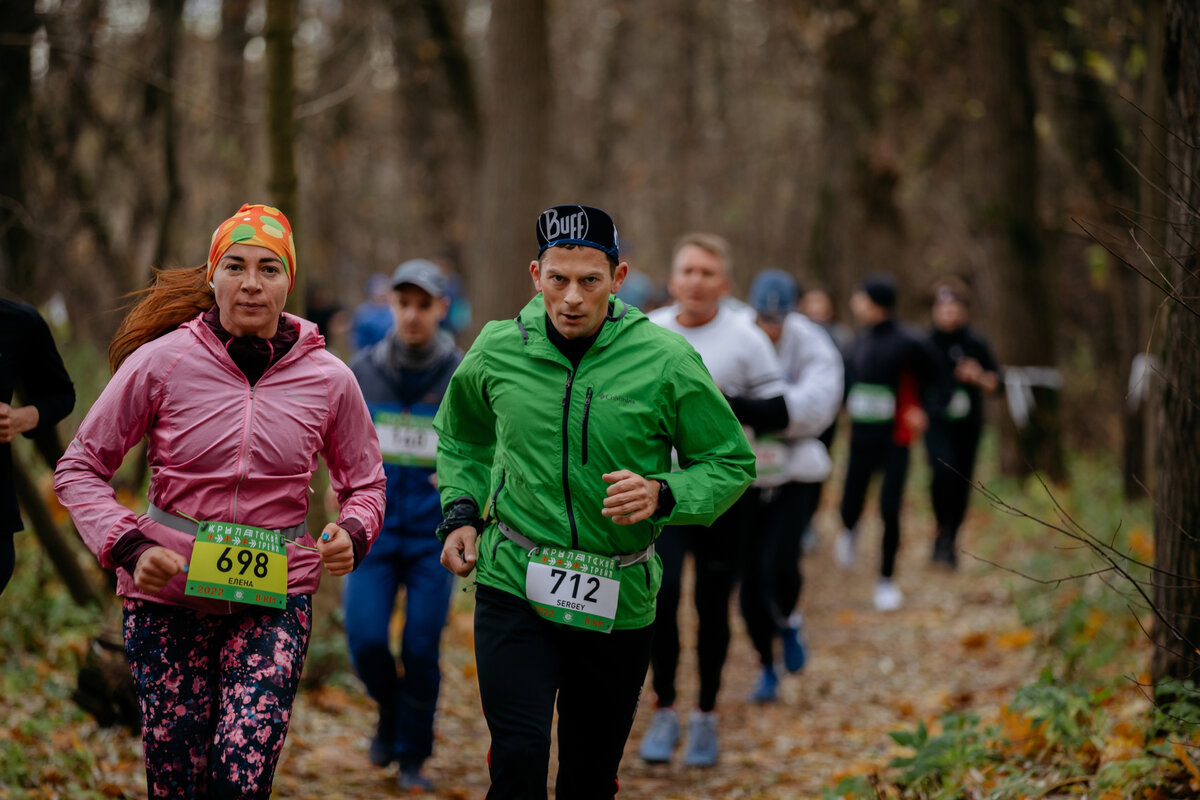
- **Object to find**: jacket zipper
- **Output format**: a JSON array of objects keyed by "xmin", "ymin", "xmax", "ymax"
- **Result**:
[
  {"xmin": 561, "ymin": 371, "xmax": 579, "ymax": 549},
  {"xmin": 581, "ymin": 387, "xmax": 593, "ymax": 465},
  {"xmin": 231, "ymin": 385, "xmax": 257, "ymax": 522},
  {"xmin": 227, "ymin": 341, "xmax": 299, "ymax": 521}
]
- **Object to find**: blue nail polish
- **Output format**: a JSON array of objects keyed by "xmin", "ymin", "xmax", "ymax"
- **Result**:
[{"xmin": 322, "ymin": 532, "xmax": 330, "ymax": 541}]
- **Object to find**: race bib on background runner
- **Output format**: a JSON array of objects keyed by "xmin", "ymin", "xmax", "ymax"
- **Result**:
[
  {"xmin": 185, "ymin": 522, "xmax": 288, "ymax": 608},
  {"xmin": 525, "ymin": 547, "xmax": 620, "ymax": 633},
  {"xmin": 847, "ymin": 383, "xmax": 896, "ymax": 423},
  {"xmin": 374, "ymin": 411, "xmax": 438, "ymax": 467},
  {"xmin": 751, "ymin": 433, "xmax": 788, "ymax": 480},
  {"xmin": 946, "ymin": 388, "xmax": 971, "ymax": 420}
]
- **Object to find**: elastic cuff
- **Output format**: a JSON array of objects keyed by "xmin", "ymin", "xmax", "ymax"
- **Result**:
[
  {"xmin": 340, "ymin": 517, "xmax": 368, "ymax": 568},
  {"xmin": 436, "ymin": 497, "xmax": 485, "ymax": 543},
  {"xmin": 655, "ymin": 479, "xmax": 676, "ymax": 519},
  {"xmin": 111, "ymin": 529, "xmax": 157, "ymax": 574}
]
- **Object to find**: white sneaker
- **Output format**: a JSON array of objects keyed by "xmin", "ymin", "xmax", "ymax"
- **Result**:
[
  {"xmin": 834, "ymin": 528, "xmax": 857, "ymax": 568},
  {"xmin": 800, "ymin": 524, "xmax": 818, "ymax": 554},
  {"xmin": 873, "ymin": 578, "xmax": 903, "ymax": 611}
]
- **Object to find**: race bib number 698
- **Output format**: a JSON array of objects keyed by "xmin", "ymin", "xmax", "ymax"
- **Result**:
[{"xmin": 185, "ymin": 522, "xmax": 288, "ymax": 608}]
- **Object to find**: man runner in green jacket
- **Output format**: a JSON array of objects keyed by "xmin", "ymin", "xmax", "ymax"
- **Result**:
[{"xmin": 434, "ymin": 204, "xmax": 755, "ymax": 800}]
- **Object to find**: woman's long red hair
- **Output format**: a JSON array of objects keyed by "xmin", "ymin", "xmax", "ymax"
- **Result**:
[{"xmin": 108, "ymin": 265, "xmax": 215, "ymax": 372}]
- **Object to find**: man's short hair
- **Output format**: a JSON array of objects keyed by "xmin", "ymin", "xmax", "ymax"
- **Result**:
[{"xmin": 672, "ymin": 232, "xmax": 733, "ymax": 278}]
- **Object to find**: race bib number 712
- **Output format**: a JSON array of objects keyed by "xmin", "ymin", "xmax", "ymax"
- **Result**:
[{"xmin": 525, "ymin": 548, "xmax": 621, "ymax": 633}]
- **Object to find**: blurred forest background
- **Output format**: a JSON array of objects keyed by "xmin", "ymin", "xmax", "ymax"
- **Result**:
[
  {"xmin": 0, "ymin": 0, "xmax": 1184, "ymax": 482},
  {"xmin": 4, "ymin": 1, "xmax": 1200, "ymax": 796}
]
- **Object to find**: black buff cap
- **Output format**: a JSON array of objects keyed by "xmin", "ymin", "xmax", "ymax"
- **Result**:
[{"xmin": 536, "ymin": 205, "xmax": 619, "ymax": 259}]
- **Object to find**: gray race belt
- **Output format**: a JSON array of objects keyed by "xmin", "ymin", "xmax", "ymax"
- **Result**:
[
  {"xmin": 147, "ymin": 503, "xmax": 308, "ymax": 542},
  {"xmin": 496, "ymin": 522, "xmax": 655, "ymax": 568}
]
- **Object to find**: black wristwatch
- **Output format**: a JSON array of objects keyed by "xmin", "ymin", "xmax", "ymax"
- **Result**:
[{"xmin": 656, "ymin": 479, "xmax": 675, "ymax": 517}]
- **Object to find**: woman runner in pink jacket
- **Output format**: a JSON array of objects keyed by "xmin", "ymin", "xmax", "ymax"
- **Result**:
[{"xmin": 55, "ymin": 203, "xmax": 386, "ymax": 800}]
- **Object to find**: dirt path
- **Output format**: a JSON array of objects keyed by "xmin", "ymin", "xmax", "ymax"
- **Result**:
[{"xmin": 271, "ymin": 506, "xmax": 1036, "ymax": 799}]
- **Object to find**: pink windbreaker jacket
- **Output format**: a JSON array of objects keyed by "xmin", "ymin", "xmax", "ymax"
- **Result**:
[{"xmin": 54, "ymin": 312, "xmax": 386, "ymax": 613}]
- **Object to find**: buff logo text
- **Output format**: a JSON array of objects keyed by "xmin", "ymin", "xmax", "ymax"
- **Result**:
[{"xmin": 540, "ymin": 208, "xmax": 589, "ymax": 243}]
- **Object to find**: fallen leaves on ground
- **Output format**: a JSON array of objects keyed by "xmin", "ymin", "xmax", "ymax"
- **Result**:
[{"xmin": 3, "ymin": 508, "xmax": 1060, "ymax": 799}]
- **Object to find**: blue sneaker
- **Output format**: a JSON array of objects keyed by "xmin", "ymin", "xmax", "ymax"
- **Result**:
[
  {"xmin": 781, "ymin": 612, "xmax": 807, "ymax": 674},
  {"xmin": 750, "ymin": 666, "xmax": 779, "ymax": 703},
  {"xmin": 683, "ymin": 711, "xmax": 719, "ymax": 767},
  {"xmin": 638, "ymin": 708, "xmax": 679, "ymax": 764}
]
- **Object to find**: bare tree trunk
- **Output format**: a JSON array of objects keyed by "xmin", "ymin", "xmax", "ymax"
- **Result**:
[
  {"xmin": 217, "ymin": 0, "xmax": 252, "ymax": 200},
  {"xmin": 469, "ymin": 0, "xmax": 550, "ymax": 332},
  {"xmin": 12, "ymin": 453, "xmax": 106, "ymax": 607},
  {"xmin": 967, "ymin": 0, "xmax": 1064, "ymax": 482},
  {"xmin": 0, "ymin": 0, "xmax": 38, "ymax": 296},
  {"xmin": 1150, "ymin": 0, "xmax": 1200, "ymax": 691},
  {"xmin": 806, "ymin": 1, "xmax": 905, "ymax": 307},
  {"xmin": 220, "ymin": 0, "xmax": 251, "ymax": 115},
  {"xmin": 662, "ymin": 0, "xmax": 699, "ymax": 239},
  {"xmin": 387, "ymin": 0, "xmax": 481, "ymax": 249},
  {"xmin": 152, "ymin": 0, "xmax": 184, "ymax": 268},
  {"xmin": 1131, "ymin": 0, "xmax": 1168, "ymax": 497},
  {"xmin": 264, "ymin": 0, "xmax": 302, "ymax": 313}
]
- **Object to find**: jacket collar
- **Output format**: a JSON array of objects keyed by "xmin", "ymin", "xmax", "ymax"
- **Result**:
[
  {"xmin": 185, "ymin": 311, "xmax": 324, "ymax": 373},
  {"xmin": 515, "ymin": 293, "xmax": 637, "ymax": 361}
]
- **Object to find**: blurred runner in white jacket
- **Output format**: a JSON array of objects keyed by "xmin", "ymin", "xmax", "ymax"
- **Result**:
[{"xmin": 737, "ymin": 270, "xmax": 843, "ymax": 703}]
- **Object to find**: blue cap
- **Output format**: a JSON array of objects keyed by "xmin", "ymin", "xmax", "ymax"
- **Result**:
[
  {"xmin": 749, "ymin": 269, "xmax": 798, "ymax": 319},
  {"xmin": 616, "ymin": 269, "xmax": 654, "ymax": 309},
  {"xmin": 536, "ymin": 205, "xmax": 619, "ymax": 259}
]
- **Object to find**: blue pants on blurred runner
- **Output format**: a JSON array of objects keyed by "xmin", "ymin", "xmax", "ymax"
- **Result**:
[{"xmin": 343, "ymin": 531, "xmax": 453, "ymax": 770}]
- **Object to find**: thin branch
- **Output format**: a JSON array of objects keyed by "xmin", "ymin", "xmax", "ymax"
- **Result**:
[
  {"xmin": 1073, "ymin": 218, "xmax": 1199, "ymax": 317},
  {"xmin": 969, "ymin": 479, "xmax": 1196, "ymax": 650}
]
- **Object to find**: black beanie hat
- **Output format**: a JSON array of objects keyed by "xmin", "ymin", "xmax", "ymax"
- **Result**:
[
  {"xmin": 536, "ymin": 205, "xmax": 619, "ymax": 259},
  {"xmin": 860, "ymin": 272, "xmax": 898, "ymax": 309}
]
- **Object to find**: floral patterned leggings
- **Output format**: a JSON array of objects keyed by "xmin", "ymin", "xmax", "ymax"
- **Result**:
[{"xmin": 123, "ymin": 595, "xmax": 312, "ymax": 800}]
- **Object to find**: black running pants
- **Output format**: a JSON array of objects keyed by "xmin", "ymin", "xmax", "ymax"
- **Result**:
[
  {"xmin": 649, "ymin": 490, "xmax": 755, "ymax": 712},
  {"xmin": 925, "ymin": 419, "xmax": 983, "ymax": 542},
  {"xmin": 473, "ymin": 585, "xmax": 653, "ymax": 800},
  {"xmin": 839, "ymin": 440, "xmax": 911, "ymax": 578},
  {"xmin": 739, "ymin": 482, "xmax": 819, "ymax": 667}
]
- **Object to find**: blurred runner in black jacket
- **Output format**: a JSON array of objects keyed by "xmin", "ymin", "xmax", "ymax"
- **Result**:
[
  {"xmin": 0, "ymin": 297, "xmax": 75, "ymax": 593},
  {"xmin": 923, "ymin": 278, "xmax": 999, "ymax": 568}
]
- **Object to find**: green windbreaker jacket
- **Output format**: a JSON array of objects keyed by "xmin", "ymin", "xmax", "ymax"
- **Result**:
[{"xmin": 434, "ymin": 293, "xmax": 755, "ymax": 629}]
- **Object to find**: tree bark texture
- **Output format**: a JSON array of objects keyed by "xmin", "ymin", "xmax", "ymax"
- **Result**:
[
  {"xmin": 387, "ymin": 0, "xmax": 481, "ymax": 251},
  {"xmin": 468, "ymin": 0, "xmax": 551, "ymax": 333},
  {"xmin": 807, "ymin": 2, "xmax": 904, "ymax": 307},
  {"xmin": 265, "ymin": 0, "xmax": 302, "ymax": 313},
  {"xmin": 1128, "ymin": 0, "xmax": 1168, "ymax": 498},
  {"xmin": 967, "ymin": 1, "xmax": 1064, "ymax": 481},
  {"xmin": 1150, "ymin": 0, "xmax": 1200, "ymax": 690},
  {"xmin": 152, "ymin": 0, "xmax": 184, "ymax": 269},
  {"xmin": 0, "ymin": 0, "xmax": 38, "ymax": 296}
]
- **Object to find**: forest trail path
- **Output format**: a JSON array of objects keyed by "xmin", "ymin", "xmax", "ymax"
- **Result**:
[{"xmin": 274, "ymin": 504, "xmax": 1034, "ymax": 799}]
